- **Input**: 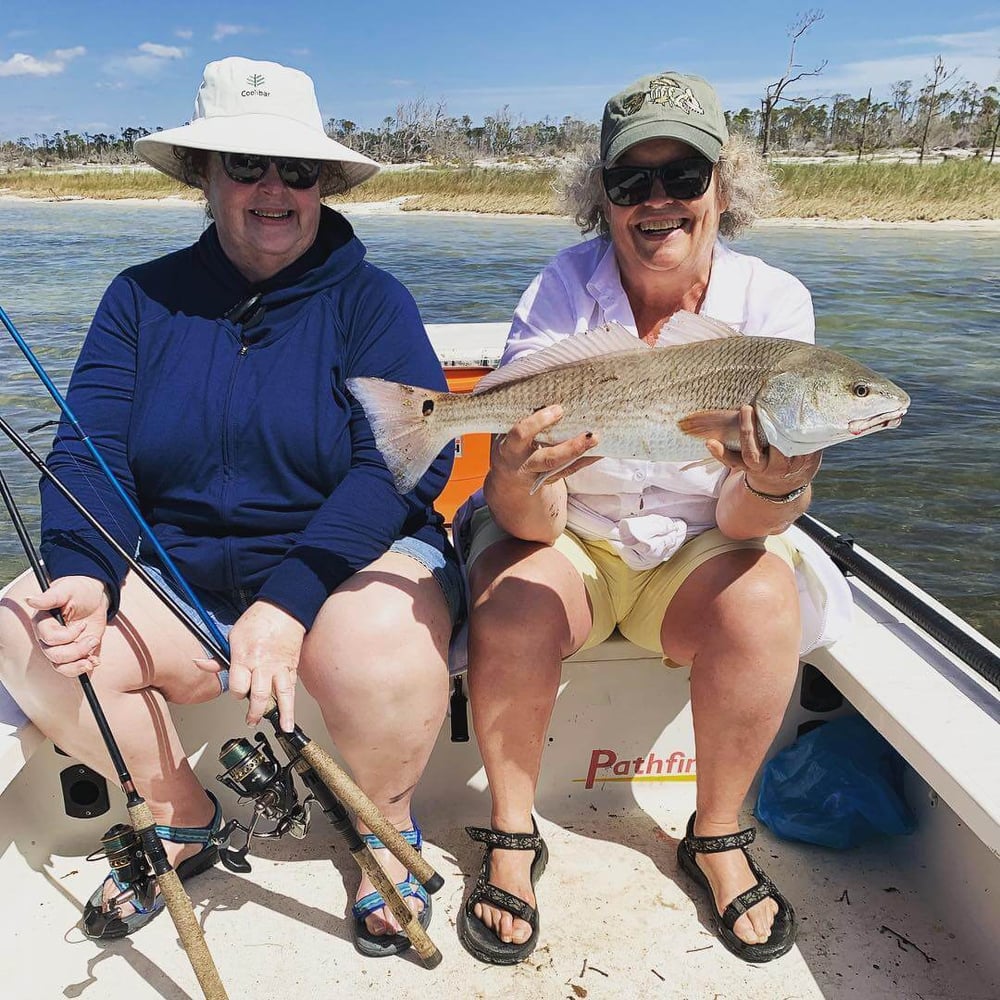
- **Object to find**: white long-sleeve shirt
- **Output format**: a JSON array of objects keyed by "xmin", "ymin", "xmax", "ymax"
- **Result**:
[{"xmin": 502, "ymin": 237, "xmax": 815, "ymax": 569}]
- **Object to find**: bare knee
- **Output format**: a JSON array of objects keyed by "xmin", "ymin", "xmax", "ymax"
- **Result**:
[
  {"xmin": 721, "ymin": 554, "xmax": 800, "ymax": 640},
  {"xmin": 663, "ymin": 551, "xmax": 800, "ymax": 665},
  {"xmin": 469, "ymin": 541, "xmax": 584, "ymax": 662},
  {"xmin": 0, "ymin": 575, "xmax": 45, "ymax": 678}
]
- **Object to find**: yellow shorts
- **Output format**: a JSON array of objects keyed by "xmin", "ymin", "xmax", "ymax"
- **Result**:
[{"xmin": 466, "ymin": 507, "xmax": 796, "ymax": 665}]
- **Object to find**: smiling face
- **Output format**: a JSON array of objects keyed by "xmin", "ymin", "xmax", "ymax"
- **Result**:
[
  {"xmin": 606, "ymin": 137, "xmax": 727, "ymax": 297},
  {"xmin": 200, "ymin": 153, "xmax": 322, "ymax": 284}
]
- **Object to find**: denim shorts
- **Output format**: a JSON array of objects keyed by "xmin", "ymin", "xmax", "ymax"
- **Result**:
[{"xmin": 141, "ymin": 535, "xmax": 465, "ymax": 694}]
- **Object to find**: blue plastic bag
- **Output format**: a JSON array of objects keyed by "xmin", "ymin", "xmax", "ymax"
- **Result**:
[{"xmin": 755, "ymin": 715, "xmax": 916, "ymax": 849}]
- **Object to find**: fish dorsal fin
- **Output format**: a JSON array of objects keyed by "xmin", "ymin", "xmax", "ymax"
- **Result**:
[
  {"xmin": 656, "ymin": 310, "xmax": 742, "ymax": 347},
  {"xmin": 473, "ymin": 322, "xmax": 649, "ymax": 393}
]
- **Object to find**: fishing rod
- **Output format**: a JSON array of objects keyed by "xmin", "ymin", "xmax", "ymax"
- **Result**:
[
  {"xmin": 0, "ymin": 409, "xmax": 443, "ymax": 966},
  {"xmin": 796, "ymin": 512, "xmax": 1000, "ymax": 691},
  {"xmin": 0, "ymin": 465, "xmax": 229, "ymax": 999}
]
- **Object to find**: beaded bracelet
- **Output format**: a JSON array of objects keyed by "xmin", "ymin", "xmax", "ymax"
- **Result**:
[{"xmin": 742, "ymin": 472, "xmax": 810, "ymax": 505}]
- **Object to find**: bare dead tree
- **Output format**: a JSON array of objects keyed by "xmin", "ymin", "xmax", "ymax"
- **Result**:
[
  {"xmin": 760, "ymin": 9, "xmax": 828, "ymax": 155},
  {"xmin": 854, "ymin": 89, "xmax": 873, "ymax": 162},
  {"xmin": 917, "ymin": 56, "xmax": 959, "ymax": 163}
]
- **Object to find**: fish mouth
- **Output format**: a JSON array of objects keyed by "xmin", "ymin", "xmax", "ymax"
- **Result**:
[{"xmin": 848, "ymin": 406, "xmax": 908, "ymax": 437}]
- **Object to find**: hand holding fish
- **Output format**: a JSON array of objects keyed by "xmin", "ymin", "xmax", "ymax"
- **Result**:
[
  {"xmin": 485, "ymin": 404, "xmax": 601, "ymax": 543},
  {"xmin": 26, "ymin": 575, "xmax": 108, "ymax": 677},
  {"xmin": 708, "ymin": 405, "xmax": 823, "ymax": 538},
  {"xmin": 706, "ymin": 404, "xmax": 822, "ymax": 495},
  {"xmin": 491, "ymin": 404, "xmax": 600, "ymax": 491}
]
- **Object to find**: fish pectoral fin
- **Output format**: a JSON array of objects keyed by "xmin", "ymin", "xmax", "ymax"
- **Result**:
[
  {"xmin": 676, "ymin": 409, "xmax": 742, "ymax": 443},
  {"xmin": 528, "ymin": 455, "xmax": 582, "ymax": 495}
]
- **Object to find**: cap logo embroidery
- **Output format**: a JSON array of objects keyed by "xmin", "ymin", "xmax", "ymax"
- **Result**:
[
  {"xmin": 622, "ymin": 75, "xmax": 705, "ymax": 117},
  {"xmin": 242, "ymin": 73, "xmax": 270, "ymax": 97}
]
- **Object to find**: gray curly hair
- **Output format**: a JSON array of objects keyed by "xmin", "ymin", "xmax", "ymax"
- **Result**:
[{"xmin": 559, "ymin": 132, "xmax": 776, "ymax": 241}]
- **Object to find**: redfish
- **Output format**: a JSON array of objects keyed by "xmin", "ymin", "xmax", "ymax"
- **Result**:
[{"xmin": 348, "ymin": 311, "xmax": 909, "ymax": 494}]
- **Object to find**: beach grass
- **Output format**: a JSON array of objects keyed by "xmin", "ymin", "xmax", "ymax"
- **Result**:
[
  {"xmin": 772, "ymin": 159, "xmax": 1000, "ymax": 222},
  {"xmin": 2, "ymin": 159, "xmax": 998, "ymax": 220},
  {"xmin": 0, "ymin": 168, "xmax": 194, "ymax": 200},
  {"xmin": 331, "ymin": 166, "xmax": 560, "ymax": 214}
]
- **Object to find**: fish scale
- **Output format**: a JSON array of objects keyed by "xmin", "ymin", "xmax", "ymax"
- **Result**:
[{"xmin": 434, "ymin": 337, "xmax": 807, "ymax": 460}]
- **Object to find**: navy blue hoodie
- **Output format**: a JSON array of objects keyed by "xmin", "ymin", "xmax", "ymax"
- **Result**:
[{"xmin": 41, "ymin": 207, "xmax": 453, "ymax": 629}]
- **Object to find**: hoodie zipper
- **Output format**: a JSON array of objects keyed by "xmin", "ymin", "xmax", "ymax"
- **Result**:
[{"xmin": 221, "ymin": 331, "xmax": 250, "ymax": 591}]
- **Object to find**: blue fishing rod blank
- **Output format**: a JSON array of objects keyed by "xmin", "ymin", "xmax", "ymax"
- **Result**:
[{"xmin": 0, "ymin": 302, "xmax": 230, "ymax": 654}]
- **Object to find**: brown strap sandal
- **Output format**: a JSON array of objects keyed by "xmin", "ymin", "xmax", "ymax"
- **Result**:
[
  {"xmin": 457, "ymin": 821, "xmax": 548, "ymax": 965},
  {"xmin": 676, "ymin": 811, "xmax": 797, "ymax": 963}
]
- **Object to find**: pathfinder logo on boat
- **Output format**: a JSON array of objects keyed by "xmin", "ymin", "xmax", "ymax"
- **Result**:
[
  {"xmin": 243, "ymin": 74, "xmax": 270, "ymax": 97},
  {"xmin": 577, "ymin": 747, "xmax": 696, "ymax": 789}
]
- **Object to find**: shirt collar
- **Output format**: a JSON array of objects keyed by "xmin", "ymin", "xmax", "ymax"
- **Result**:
[
  {"xmin": 585, "ymin": 238, "xmax": 638, "ymax": 331},
  {"xmin": 584, "ymin": 237, "xmax": 744, "ymax": 332},
  {"xmin": 700, "ymin": 242, "xmax": 747, "ymax": 330}
]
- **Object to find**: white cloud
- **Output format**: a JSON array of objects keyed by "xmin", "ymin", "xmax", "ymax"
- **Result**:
[
  {"xmin": 105, "ymin": 41, "xmax": 186, "ymax": 78},
  {"xmin": 175, "ymin": 29, "xmax": 194, "ymax": 40},
  {"xmin": 138, "ymin": 42, "xmax": 184, "ymax": 60},
  {"xmin": 212, "ymin": 23, "xmax": 262, "ymax": 42},
  {"xmin": 0, "ymin": 46, "xmax": 84, "ymax": 78},
  {"xmin": 811, "ymin": 27, "xmax": 1000, "ymax": 100},
  {"xmin": 890, "ymin": 27, "xmax": 1000, "ymax": 52}
]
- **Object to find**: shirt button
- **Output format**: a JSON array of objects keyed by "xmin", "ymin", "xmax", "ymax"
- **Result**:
[{"xmin": 634, "ymin": 470, "xmax": 645, "ymax": 481}]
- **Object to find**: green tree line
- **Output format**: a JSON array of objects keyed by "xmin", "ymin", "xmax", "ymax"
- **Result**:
[
  {"xmin": 2, "ymin": 79, "xmax": 998, "ymax": 170},
  {"xmin": 731, "ymin": 79, "xmax": 999, "ymax": 160}
]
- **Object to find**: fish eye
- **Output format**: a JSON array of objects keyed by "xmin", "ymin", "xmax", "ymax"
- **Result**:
[{"xmin": 853, "ymin": 383, "xmax": 870, "ymax": 398}]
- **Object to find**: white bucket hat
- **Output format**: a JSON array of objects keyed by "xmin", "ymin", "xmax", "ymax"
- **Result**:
[{"xmin": 133, "ymin": 57, "xmax": 379, "ymax": 196}]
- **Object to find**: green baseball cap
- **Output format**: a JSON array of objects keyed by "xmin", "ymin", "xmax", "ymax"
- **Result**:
[{"xmin": 600, "ymin": 71, "xmax": 729, "ymax": 165}]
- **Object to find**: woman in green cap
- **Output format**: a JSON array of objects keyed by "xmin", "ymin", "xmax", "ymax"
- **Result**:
[{"xmin": 457, "ymin": 70, "xmax": 840, "ymax": 966}]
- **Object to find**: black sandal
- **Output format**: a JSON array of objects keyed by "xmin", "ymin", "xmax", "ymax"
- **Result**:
[
  {"xmin": 457, "ymin": 821, "xmax": 548, "ymax": 965},
  {"xmin": 677, "ymin": 811, "xmax": 797, "ymax": 963}
]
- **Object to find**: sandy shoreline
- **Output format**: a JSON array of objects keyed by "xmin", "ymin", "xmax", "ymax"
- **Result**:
[{"xmin": 2, "ymin": 191, "xmax": 999, "ymax": 229}]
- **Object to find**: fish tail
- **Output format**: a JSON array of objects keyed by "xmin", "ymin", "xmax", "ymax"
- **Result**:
[{"xmin": 347, "ymin": 376, "xmax": 457, "ymax": 493}]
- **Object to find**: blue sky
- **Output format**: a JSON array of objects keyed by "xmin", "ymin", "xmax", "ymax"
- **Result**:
[{"xmin": 1, "ymin": 2, "xmax": 998, "ymax": 140}]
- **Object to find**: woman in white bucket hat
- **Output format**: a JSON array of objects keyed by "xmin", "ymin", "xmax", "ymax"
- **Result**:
[
  {"xmin": 134, "ymin": 56, "xmax": 379, "ymax": 196},
  {"xmin": 0, "ymin": 57, "xmax": 462, "ymax": 958}
]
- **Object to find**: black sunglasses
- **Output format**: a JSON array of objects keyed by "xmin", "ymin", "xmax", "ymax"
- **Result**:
[
  {"xmin": 602, "ymin": 156, "xmax": 714, "ymax": 206},
  {"xmin": 219, "ymin": 152, "xmax": 322, "ymax": 190}
]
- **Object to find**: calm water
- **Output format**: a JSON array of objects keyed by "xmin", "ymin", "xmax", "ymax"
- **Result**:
[{"xmin": 0, "ymin": 201, "xmax": 996, "ymax": 640}]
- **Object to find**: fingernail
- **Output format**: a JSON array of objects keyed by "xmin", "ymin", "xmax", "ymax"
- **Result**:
[{"xmin": 85, "ymin": 636, "xmax": 99, "ymax": 650}]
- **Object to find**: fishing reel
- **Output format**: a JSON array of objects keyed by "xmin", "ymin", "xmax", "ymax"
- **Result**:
[
  {"xmin": 83, "ymin": 823, "xmax": 157, "ymax": 938},
  {"xmin": 213, "ymin": 733, "xmax": 313, "ymax": 873}
]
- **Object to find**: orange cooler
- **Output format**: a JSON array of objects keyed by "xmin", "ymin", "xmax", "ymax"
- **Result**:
[{"xmin": 435, "ymin": 364, "xmax": 493, "ymax": 525}]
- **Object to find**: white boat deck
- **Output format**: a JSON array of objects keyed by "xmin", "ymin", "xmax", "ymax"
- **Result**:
[
  {"xmin": 3, "ymin": 601, "xmax": 999, "ymax": 1000},
  {"xmin": 2, "ymin": 746, "xmax": 996, "ymax": 1000}
]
